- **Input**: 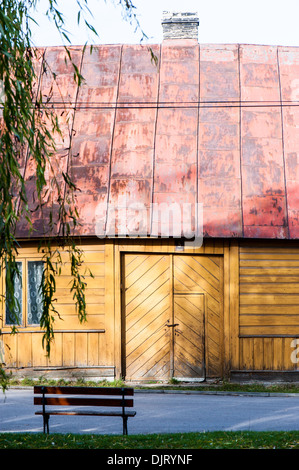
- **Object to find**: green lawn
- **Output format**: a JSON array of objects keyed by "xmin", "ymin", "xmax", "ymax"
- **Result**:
[
  {"xmin": 0, "ymin": 431, "xmax": 299, "ymax": 449},
  {"xmin": 5, "ymin": 375, "xmax": 299, "ymax": 394}
]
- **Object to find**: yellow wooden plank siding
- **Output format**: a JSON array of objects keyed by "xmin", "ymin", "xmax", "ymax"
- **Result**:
[
  {"xmin": 240, "ymin": 244, "xmax": 299, "ymax": 336},
  {"xmin": 239, "ymin": 337, "xmax": 299, "ymax": 371},
  {"xmin": 1, "ymin": 242, "xmax": 108, "ymax": 370},
  {"xmin": 239, "ymin": 243, "xmax": 299, "ymax": 371}
]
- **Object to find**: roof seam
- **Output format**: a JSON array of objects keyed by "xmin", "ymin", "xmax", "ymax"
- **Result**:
[
  {"xmin": 277, "ymin": 46, "xmax": 290, "ymax": 239},
  {"xmin": 150, "ymin": 44, "xmax": 162, "ymax": 236},
  {"xmin": 62, "ymin": 47, "xmax": 85, "ymax": 236},
  {"xmin": 104, "ymin": 45, "xmax": 123, "ymax": 234},
  {"xmin": 16, "ymin": 48, "xmax": 45, "ymax": 220},
  {"xmin": 196, "ymin": 43, "xmax": 200, "ymax": 236},
  {"xmin": 238, "ymin": 44, "xmax": 244, "ymax": 237}
]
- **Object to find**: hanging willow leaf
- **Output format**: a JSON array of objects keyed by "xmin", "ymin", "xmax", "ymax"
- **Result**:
[
  {"xmin": 0, "ymin": 0, "xmax": 94, "ymax": 363},
  {"xmin": 0, "ymin": 0, "xmax": 149, "ymax": 390}
]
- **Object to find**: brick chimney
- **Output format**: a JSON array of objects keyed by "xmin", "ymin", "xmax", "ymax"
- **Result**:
[{"xmin": 162, "ymin": 12, "xmax": 199, "ymax": 41}]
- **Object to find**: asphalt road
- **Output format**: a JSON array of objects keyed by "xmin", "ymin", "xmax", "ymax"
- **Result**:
[{"xmin": 1, "ymin": 388, "xmax": 299, "ymax": 435}]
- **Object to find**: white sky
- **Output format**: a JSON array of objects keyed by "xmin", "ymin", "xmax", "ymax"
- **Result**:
[{"xmin": 30, "ymin": 0, "xmax": 299, "ymax": 47}]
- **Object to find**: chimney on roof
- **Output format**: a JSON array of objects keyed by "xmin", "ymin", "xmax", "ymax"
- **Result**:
[{"xmin": 162, "ymin": 12, "xmax": 199, "ymax": 41}]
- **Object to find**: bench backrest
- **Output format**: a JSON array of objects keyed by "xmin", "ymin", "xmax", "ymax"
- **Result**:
[{"xmin": 34, "ymin": 386, "xmax": 134, "ymax": 408}]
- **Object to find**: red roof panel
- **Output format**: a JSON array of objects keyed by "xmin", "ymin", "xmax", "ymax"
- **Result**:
[{"xmin": 13, "ymin": 42, "xmax": 299, "ymax": 240}]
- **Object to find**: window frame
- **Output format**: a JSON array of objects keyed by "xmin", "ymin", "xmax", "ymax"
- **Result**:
[
  {"xmin": 27, "ymin": 260, "xmax": 45, "ymax": 327},
  {"xmin": 2, "ymin": 258, "xmax": 44, "ymax": 330},
  {"xmin": 4, "ymin": 259, "xmax": 25, "ymax": 327}
]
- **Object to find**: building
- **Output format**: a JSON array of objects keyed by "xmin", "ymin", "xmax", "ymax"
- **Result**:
[{"xmin": 2, "ymin": 12, "xmax": 299, "ymax": 382}]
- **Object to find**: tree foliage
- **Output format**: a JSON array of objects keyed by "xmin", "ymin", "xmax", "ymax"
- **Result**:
[{"xmin": 0, "ymin": 0, "xmax": 145, "ymax": 390}]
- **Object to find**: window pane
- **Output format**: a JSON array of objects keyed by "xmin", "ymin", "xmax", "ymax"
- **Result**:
[
  {"xmin": 27, "ymin": 261, "xmax": 44, "ymax": 325},
  {"xmin": 5, "ymin": 262, "xmax": 22, "ymax": 325}
]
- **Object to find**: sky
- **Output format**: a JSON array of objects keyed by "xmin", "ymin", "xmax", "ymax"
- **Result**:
[{"xmin": 30, "ymin": 0, "xmax": 299, "ymax": 47}]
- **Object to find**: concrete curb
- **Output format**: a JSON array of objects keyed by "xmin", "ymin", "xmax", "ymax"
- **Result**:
[
  {"xmin": 6, "ymin": 385, "xmax": 299, "ymax": 398},
  {"xmin": 134, "ymin": 389, "xmax": 299, "ymax": 397}
]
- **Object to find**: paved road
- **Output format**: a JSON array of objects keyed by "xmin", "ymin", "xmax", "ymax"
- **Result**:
[{"xmin": 1, "ymin": 388, "xmax": 299, "ymax": 434}]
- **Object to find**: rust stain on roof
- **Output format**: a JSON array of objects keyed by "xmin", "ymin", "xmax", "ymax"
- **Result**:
[{"xmin": 13, "ymin": 42, "xmax": 299, "ymax": 240}]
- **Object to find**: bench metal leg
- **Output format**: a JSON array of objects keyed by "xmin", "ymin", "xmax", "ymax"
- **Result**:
[
  {"xmin": 123, "ymin": 416, "xmax": 128, "ymax": 435},
  {"xmin": 43, "ymin": 414, "xmax": 50, "ymax": 434}
]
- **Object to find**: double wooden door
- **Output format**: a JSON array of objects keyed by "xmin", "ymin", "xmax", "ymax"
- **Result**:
[{"xmin": 122, "ymin": 253, "xmax": 222, "ymax": 381}]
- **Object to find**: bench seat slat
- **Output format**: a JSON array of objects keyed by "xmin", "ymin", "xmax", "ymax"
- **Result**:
[
  {"xmin": 35, "ymin": 410, "xmax": 136, "ymax": 417},
  {"xmin": 34, "ymin": 386, "xmax": 134, "ymax": 396},
  {"xmin": 34, "ymin": 397, "xmax": 134, "ymax": 407}
]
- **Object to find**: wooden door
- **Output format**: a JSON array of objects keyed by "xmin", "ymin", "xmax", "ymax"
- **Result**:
[
  {"xmin": 123, "ymin": 254, "xmax": 172, "ymax": 380},
  {"xmin": 173, "ymin": 294, "xmax": 205, "ymax": 378},
  {"xmin": 122, "ymin": 253, "xmax": 214, "ymax": 381},
  {"xmin": 173, "ymin": 255, "xmax": 223, "ymax": 377}
]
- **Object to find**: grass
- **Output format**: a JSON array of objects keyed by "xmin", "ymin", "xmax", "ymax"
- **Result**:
[
  {"xmin": 0, "ymin": 431, "xmax": 299, "ymax": 449},
  {"xmin": 7, "ymin": 376, "xmax": 127, "ymax": 388}
]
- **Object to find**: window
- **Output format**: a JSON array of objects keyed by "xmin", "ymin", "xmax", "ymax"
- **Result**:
[
  {"xmin": 27, "ymin": 261, "xmax": 44, "ymax": 325},
  {"xmin": 5, "ymin": 260, "xmax": 44, "ymax": 327},
  {"xmin": 5, "ymin": 262, "xmax": 23, "ymax": 325}
]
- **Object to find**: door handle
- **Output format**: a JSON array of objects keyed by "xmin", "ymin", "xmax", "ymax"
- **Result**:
[{"xmin": 166, "ymin": 323, "xmax": 179, "ymax": 328}]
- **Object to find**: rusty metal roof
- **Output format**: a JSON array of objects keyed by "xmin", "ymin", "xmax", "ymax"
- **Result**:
[{"xmin": 15, "ymin": 41, "xmax": 299, "ymax": 239}]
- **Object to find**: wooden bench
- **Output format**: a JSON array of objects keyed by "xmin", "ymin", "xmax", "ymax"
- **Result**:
[{"xmin": 34, "ymin": 385, "xmax": 136, "ymax": 435}]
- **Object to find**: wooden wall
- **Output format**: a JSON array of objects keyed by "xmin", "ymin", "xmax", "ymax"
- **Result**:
[
  {"xmin": 238, "ymin": 242, "xmax": 299, "ymax": 372},
  {"xmin": 0, "ymin": 240, "xmax": 115, "ymax": 379},
  {"xmin": 1, "ymin": 237, "xmax": 299, "ymax": 380}
]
